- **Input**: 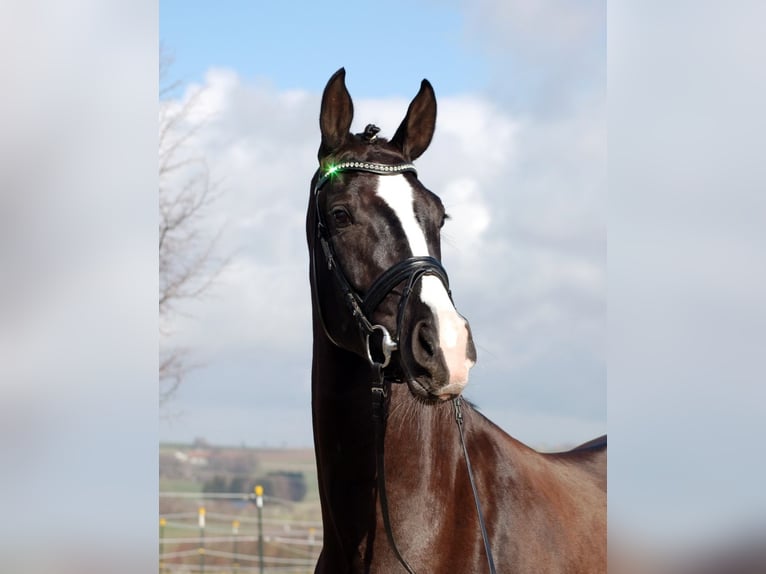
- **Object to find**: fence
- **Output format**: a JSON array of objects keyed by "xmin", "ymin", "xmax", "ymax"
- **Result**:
[{"xmin": 160, "ymin": 488, "xmax": 322, "ymax": 574}]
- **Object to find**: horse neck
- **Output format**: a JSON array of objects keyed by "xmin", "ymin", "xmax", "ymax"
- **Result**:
[
  {"xmin": 383, "ymin": 384, "xmax": 464, "ymax": 493},
  {"xmin": 311, "ymin": 331, "xmax": 464, "ymax": 568},
  {"xmin": 311, "ymin": 335, "xmax": 465, "ymax": 484},
  {"xmin": 310, "ymin": 331, "xmax": 376, "ymax": 566}
]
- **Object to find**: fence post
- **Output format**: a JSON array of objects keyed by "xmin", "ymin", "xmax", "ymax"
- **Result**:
[
  {"xmin": 159, "ymin": 517, "xmax": 166, "ymax": 574},
  {"xmin": 255, "ymin": 485, "xmax": 264, "ymax": 574},
  {"xmin": 232, "ymin": 519, "xmax": 240, "ymax": 574},
  {"xmin": 198, "ymin": 506, "xmax": 206, "ymax": 574}
]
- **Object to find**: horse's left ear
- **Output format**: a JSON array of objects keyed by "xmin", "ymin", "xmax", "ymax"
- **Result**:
[{"xmin": 391, "ymin": 79, "xmax": 437, "ymax": 161}]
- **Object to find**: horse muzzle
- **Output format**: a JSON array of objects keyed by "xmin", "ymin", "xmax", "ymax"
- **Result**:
[{"xmin": 405, "ymin": 277, "xmax": 477, "ymax": 400}]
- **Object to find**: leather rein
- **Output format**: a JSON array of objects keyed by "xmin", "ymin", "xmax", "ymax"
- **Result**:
[{"xmin": 312, "ymin": 160, "xmax": 496, "ymax": 574}]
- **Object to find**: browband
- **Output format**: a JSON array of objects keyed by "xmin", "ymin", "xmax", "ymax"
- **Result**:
[{"xmin": 314, "ymin": 161, "xmax": 417, "ymax": 193}]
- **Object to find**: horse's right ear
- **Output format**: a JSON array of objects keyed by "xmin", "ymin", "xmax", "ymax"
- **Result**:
[{"xmin": 319, "ymin": 68, "xmax": 353, "ymax": 159}]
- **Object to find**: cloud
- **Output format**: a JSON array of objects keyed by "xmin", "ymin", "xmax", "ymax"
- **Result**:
[
  {"xmin": 161, "ymin": 66, "xmax": 605, "ymax": 447},
  {"xmin": 462, "ymin": 0, "xmax": 605, "ymax": 114}
]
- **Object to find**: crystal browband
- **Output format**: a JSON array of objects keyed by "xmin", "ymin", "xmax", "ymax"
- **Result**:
[{"xmin": 315, "ymin": 161, "xmax": 417, "ymax": 193}]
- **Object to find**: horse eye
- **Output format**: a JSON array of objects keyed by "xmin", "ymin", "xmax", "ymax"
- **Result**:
[
  {"xmin": 440, "ymin": 213, "xmax": 450, "ymax": 229},
  {"xmin": 332, "ymin": 207, "xmax": 352, "ymax": 227}
]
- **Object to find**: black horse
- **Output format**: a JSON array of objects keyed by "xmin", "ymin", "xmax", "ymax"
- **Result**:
[{"xmin": 307, "ymin": 68, "xmax": 606, "ymax": 573}]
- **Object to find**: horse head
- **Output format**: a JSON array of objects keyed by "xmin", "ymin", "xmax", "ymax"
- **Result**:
[{"xmin": 308, "ymin": 68, "xmax": 476, "ymax": 402}]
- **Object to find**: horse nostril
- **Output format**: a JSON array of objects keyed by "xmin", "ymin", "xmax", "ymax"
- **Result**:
[
  {"xmin": 413, "ymin": 320, "xmax": 438, "ymax": 366},
  {"xmin": 419, "ymin": 329, "xmax": 434, "ymax": 357}
]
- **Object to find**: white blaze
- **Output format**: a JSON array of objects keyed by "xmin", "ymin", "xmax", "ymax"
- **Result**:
[{"xmin": 375, "ymin": 175, "xmax": 474, "ymax": 392}]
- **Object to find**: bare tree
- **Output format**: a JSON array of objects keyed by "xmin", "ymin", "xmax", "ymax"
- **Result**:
[{"xmin": 159, "ymin": 49, "xmax": 225, "ymax": 405}]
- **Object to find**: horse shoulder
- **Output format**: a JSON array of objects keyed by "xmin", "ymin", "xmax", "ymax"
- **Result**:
[{"xmin": 495, "ymin": 432, "xmax": 607, "ymax": 572}]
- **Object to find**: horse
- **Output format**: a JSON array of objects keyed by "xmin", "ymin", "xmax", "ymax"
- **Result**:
[{"xmin": 306, "ymin": 68, "xmax": 606, "ymax": 573}]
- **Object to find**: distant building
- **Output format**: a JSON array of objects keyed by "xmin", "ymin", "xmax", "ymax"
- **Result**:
[{"xmin": 174, "ymin": 449, "xmax": 209, "ymax": 466}]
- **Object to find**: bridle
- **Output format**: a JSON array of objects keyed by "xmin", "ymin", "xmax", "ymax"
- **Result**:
[
  {"xmin": 312, "ymin": 160, "xmax": 450, "ymax": 368},
  {"xmin": 311, "ymin": 160, "xmax": 497, "ymax": 574}
]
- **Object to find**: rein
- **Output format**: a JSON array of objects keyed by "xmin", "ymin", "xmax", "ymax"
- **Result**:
[
  {"xmin": 313, "ymin": 160, "xmax": 496, "ymax": 573},
  {"xmin": 455, "ymin": 397, "xmax": 497, "ymax": 574}
]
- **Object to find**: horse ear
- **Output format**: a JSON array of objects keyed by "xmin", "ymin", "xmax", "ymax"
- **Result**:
[
  {"xmin": 319, "ymin": 68, "xmax": 354, "ymax": 158},
  {"xmin": 391, "ymin": 79, "xmax": 437, "ymax": 161}
]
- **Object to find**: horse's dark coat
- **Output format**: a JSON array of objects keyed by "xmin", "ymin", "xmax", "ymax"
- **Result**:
[{"xmin": 307, "ymin": 68, "xmax": 606, "ymax": 573}]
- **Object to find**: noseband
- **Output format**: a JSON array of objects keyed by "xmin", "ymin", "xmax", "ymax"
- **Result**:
[{"xmin": 312, "ymin": 160, "xmax": 450, "ymax": 368}]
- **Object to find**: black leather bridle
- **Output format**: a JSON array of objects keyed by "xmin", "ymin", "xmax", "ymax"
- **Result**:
[
  {"xmin": 312, "ymin": 160, "xmax": 451, "ymax": 367},
  {"xmin": 311, "ymin": 160, "xmax": 496, "ymax": 574}
]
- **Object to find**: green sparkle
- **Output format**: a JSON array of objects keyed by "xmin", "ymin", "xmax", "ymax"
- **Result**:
[{"xmin": 325, "ymin": 164, "xmax": 340, "ymax": 176}]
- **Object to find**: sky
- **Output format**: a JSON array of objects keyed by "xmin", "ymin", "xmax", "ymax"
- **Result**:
[
  {"xmin": 156, "ymin": 0, "xmax": 766, "ymax": 550},
  {"xmin": 159, "ymin": 0, "xmax": 607, "ymax": 452}
]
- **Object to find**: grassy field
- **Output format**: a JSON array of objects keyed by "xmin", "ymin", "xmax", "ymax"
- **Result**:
[{"xmin": 160, "ymin": 478, "xmax": 203, "ymax": 493}]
